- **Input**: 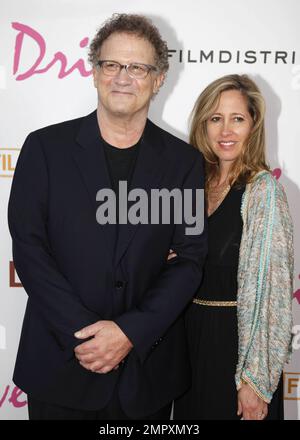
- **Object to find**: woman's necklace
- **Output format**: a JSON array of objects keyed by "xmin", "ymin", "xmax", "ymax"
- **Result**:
[{"xmin": 207, "ymin": 180, "xmax": 231, "ymax": 217}]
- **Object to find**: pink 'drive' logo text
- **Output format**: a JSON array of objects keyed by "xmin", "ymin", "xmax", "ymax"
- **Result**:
[
  {"xmin": 12, "ymin": 22, "xmax": 92, "ymax": 80},
  {"xmin": 0, "ymin": 385, "xmax": 27, "ymax": 409}
]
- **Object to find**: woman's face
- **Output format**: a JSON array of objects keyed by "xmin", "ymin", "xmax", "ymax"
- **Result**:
[{"xmin": 206, "ymin": 89, "xmax": 253, "ymax": 166}]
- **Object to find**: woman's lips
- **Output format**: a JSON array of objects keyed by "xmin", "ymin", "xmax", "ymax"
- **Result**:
[{"xmin": 218, "ymin": 141, "xmax": 237, "ymax": 149}]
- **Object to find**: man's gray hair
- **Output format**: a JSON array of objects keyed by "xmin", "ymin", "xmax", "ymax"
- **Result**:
[{"xmin": 88, "ymin": 13, "xmax": 169, "ymax": 73}]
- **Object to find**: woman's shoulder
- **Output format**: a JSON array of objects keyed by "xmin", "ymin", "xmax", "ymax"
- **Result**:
[
  {"xmin": 248, "ymin": 170, "xmax": 286, "ymax": 200},
  {"xmin": 251, "ymin": 170, "xmax": 276, "ymax": 187},
  {"xmin": 243, "ymin": 171, "xmax": 292, "ymax": 232},
  {"xmin": 241, "ymin": 170, "xmax": 290, "ymax": 223}
]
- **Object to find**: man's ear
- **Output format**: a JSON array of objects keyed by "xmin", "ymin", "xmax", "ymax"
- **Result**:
[
  {"xmin": 92, "ymin": 67, "xmax": 98, "ymax": 88},
  {"xmin": 153, "ymin": 72, "xmax": 165, "ymax": 95}
]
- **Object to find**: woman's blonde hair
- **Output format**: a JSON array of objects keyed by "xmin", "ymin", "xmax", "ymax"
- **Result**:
[{"xmin": 190, "ymin": 74, "xmax": 270, "ymax": 188}]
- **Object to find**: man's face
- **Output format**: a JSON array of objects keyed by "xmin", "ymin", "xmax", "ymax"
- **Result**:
[{"xmin": 93, "ymin": 32, "xmax": 165, "ymax": 119}]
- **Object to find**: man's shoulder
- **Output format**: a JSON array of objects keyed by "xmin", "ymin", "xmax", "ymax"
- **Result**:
[
  {"xmin": 31, "ymin": 114, "xmax": 86, "ymax": 141},
  {"xmin": 147, "ymin": 119, "xmax": 201, "ymax": 161}
]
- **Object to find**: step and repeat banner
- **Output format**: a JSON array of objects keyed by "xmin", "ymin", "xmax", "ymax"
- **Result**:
[{"xmin": 0, "ymin": 0, "xmax": 300, "ymax": 420}]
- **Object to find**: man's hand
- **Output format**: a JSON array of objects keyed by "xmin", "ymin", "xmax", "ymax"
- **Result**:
[
  {"xmin": 237, "ymin": 383, "xmax": 268, "ymax": 420},
  {"xmin": 167, "ymin": 249, "xmax": 177, "ymax": 260},
  {"xmin": 74, "ymin": 321, "xmax": 133, "ymax": 374}
]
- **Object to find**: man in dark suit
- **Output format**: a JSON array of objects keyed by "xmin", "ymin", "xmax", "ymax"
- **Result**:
[{"xmin": 8, "ymin": 13, "xmax": 207, "ymax": 420}]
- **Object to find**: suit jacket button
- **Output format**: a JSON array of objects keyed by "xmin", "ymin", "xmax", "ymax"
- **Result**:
[{"xmin": 115, "ymin": 281, "xmax": 124, "ymax": 289}]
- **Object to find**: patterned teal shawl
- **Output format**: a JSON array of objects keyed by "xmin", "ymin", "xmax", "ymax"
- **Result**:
[{"xmin": 235, "ymin": 171, "xmax": 294, "ymax": 402}]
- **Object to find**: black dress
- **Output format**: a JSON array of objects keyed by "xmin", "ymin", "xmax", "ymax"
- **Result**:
[{"xmin": 173, "ymin": 186, "xmax": 284, "ymax": 420}]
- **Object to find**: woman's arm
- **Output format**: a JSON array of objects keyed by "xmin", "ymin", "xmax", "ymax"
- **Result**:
[{"xmin": 236, "ymin": 172, "xmax": 294, "ymax": 405}]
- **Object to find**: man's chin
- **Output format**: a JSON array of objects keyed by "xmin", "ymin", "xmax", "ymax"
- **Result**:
[
  {"xmin": 111, "ymin": 107, "xmax": 133, "ymax": 117},
  {"xmin": 107, "ymin": 104, "xmax": 136, "ymax": 117}
]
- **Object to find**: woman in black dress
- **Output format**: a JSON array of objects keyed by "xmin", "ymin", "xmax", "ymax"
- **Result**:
[{"xmin": 173, "ymin": 75, "xmax": 293, "ymax": 420}]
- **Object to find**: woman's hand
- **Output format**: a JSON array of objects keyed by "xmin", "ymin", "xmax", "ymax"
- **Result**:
[
  {"xmin": 167, "ymin": 249, "xmax": 177, "ymax": 261},
  {"xmin": 237, "ymin": 383, "xmax": 268, "ymax": 420}
]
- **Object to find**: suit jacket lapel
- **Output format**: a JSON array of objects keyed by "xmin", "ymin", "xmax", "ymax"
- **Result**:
[
  {"xmin": 72, "ymin": 110, "xmax": 116, "ymax": 266},
  {"xmin": 72, "ymin": 111, "xmax": 167, "ymax": 269},
  {"xmin": 113, "ymin": 119, "xmax": 166, "ymax": 268}
]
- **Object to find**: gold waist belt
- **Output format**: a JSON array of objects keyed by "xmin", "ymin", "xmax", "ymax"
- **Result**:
[{"xmin": 193, "ymin": 298, "xmax": 237, "ymax": 307}]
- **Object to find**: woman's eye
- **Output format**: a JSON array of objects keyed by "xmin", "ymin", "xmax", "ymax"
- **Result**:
[
  {"xmin": 234, "ymin": 116, "xmax": 244, "ymax": 122},
  {"xmin": 211, "ymin": 116, "xmax": 221, "ymax": 122}
]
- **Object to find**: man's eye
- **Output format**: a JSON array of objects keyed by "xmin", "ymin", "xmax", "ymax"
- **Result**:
[
  {"xmin": 131, "ymin": 64, "xmax": 145, "ymax": 72},
  {"xmin": 105, "ymin": 62, "xmax": 118, "ymax": 69}
]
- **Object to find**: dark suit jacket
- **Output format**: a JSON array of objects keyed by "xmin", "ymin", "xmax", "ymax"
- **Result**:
[{"xmin": 8, "ymin": 110, "xmax": 207, "ymax": 418}]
